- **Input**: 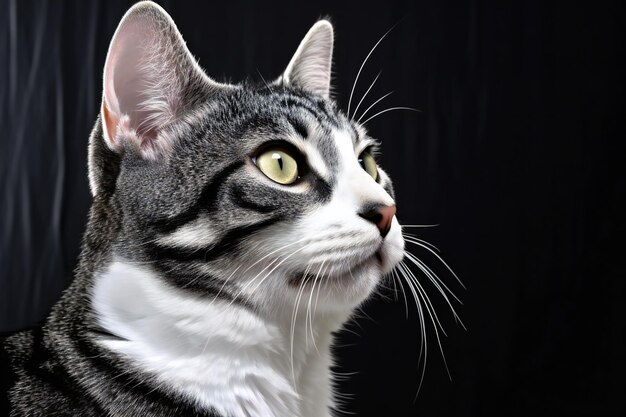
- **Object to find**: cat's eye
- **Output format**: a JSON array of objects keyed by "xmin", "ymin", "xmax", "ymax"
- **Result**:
[
  {"xmin": 358, "ymin": 150, "xmax": 379, "ymax": 181},
  {"xmin": 255, "ymin": 149, "xmax": 299, "ymax": 185}
]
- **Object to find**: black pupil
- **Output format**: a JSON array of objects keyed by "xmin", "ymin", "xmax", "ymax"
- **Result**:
[{"xmin": 276, "ymin": 154, "xmax": 283, "ymax": 170}]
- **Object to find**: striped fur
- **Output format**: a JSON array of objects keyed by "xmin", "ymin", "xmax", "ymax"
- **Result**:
[{"xmin": 3, "ymin": 2, "xmax": 404, "ymax": 416}]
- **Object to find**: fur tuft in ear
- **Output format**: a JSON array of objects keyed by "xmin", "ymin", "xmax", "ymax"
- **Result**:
[
  {"xmin": 101, "ymin": 1, "xmax": 217, "ymax": 160},
  {"xmin": 281, "ymin": 20, "xmax": 334, "ymax": 98}
]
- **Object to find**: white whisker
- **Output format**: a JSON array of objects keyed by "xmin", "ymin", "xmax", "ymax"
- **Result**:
[
  {"xmin": 396, "ymin": 261, "xmax": 428, "ymax": 395},
  {"xmin": 402, "ymin": 232, "xmax": 441, "ymax": 252},
  {"xmin": 256, "ymin": 68, "xmax": 273, "ymax": 93},
  {"xmin": 361, "ymin": 106, "xmax": 421, "ymax": 125},
  {"xmin": 403, "ymin": 236, "xmax": 466, "ymax": 289},
  {"xmin": 306, "ymin": 262, "xmax": 327, "ymax": 353},
  {"xmin": 247, "ymin": 244, "xmax": 310, "ymax": 295},
  {"xmin": 402, "ymin": 224, "xmax": 440, "ymax": 228},
  {"xmin": 356, "ymin": 91, "xmax": 393, "ymax": 123},
  {"xmin": 209, "ymin": 263, "xmax": 243, "ymax": 304},
  {"xmin": 389, "ymin": 270, "xmax": 399, "ymax": 302},
  {"xmin": 400, "ymin": 262, "xmax": 447, "ymax": 336},
  {"xmin": 290, "ymin": 272, "xmax": 310, "ymax": 390},
  {"xmin": 347, "ymin": 25, "xmax": 396, "ymax": 118},
  {"xmin": 404, "ymin": 250, "xmax": 464, "ymax": 310},
  {"xmin": 401, "ymin": 261, "xmax": 452, "ymax": 381},
  {"xmin": 241, "ymin": 236, "xmax": 310, "ymax": 275},
  {"xmin": 392, "ymin": 268, "xmax": 410, "ymax": 319},
  {"xmin": 352, "ymin": 71, "xmax": 382, "ymax": 121},
  {"xmin": 312, "ymin": 262, "xmax": 327, "ymax": 318},
  {"xmin": 404, "ymin": 253, "xmax": 466, "ymax": 334}
]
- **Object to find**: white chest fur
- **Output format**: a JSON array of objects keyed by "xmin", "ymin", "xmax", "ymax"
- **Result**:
[{"xmin": 92, "ymin": 260, "xmax": 343, "ymax": 417}]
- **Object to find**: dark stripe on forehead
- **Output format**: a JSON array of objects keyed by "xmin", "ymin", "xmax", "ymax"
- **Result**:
[
  {"xmin": 288, "ymin": 116, "xmax": 309, "ymax": 138},
  {"xmin": 282, "ymin": 97, "xmax": 340, "ymax": 128},
  {"xmin": 286, "ymin": 91, "xmax": 336, "ymax": 121},
  {"xmin": 311, "ymin": 96, "xmax": 335, "ymax": 120},
  {"xmin": 284, "ymin": 100, "xmax": 326, "ymax": 124}
]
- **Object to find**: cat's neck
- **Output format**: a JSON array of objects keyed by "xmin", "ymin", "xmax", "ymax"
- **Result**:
[{"xmin": 91, "ymin": 260, "xmax": 343, "ymax": 417}]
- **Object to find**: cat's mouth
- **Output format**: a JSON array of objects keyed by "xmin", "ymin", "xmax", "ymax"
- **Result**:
[{"xmin": 287, "ymin": 250, "xmax": 382, "ymax": 287}]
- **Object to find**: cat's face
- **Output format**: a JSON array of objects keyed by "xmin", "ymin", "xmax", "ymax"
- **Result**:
[{"xmin": 90, "ymin": 2, "xmax": 404, "ymax": 317}]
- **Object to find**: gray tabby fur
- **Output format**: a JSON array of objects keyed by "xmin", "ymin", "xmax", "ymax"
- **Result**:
[{"xmin": 2, "ymin": 2, "xmax": 404, "ymax": 416}]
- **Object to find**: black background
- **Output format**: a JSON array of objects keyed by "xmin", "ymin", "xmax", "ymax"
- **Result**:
[{"xmin": 1, "ymin": 0, "xmax": 624, "ymax": 416}]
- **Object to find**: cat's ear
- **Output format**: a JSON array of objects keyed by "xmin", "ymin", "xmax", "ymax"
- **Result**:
[
  {"xmin": 101, "ymin": 1, "xmax": 218, "ymax": 160},
  {"xmin": 280, "ymin": 20, "xmax": 334, "ymax": 98}
]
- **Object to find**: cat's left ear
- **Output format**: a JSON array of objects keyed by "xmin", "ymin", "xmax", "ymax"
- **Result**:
[
  {"xmin": 99, "ymin": 1, "xmax": 222, "ymax": 161},
  {"xmin": 280, "ymin": 20, "xmax": 334, "ymax": 98}
]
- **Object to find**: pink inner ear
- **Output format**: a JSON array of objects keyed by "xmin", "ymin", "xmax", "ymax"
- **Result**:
[
  {"xmin": 102, "ymin": 36, "xmax": 122, "ymax": 149},
  {"xmin": 103, "ymin": 19, "xmax": 150, "ymax": 143},
  {"xmin": 100, "ymin": 3, "xmax": 222, "ymax": 159},
  {"xmin": 101, "ymin": 9, "xmax": 179, "ymax": 157},
  {"xmin": 101, "ymin": 101, "xmax": 119, "ymax": 149}
]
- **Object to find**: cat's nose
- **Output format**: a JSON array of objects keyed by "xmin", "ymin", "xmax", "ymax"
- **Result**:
[{"xmin": 359, "ymin": 205, "xmax": 396, "ymax": 238}]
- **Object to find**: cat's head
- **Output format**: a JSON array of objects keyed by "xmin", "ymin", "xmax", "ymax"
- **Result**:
[{"xmin": 89, "ymin": 1, "xmax": 404, "ymax": 317}]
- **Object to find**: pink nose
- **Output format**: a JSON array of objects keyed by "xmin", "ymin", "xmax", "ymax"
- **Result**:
[{"xmin": 359, "ymin": 205, "xmax": 397, "ymax": 238}]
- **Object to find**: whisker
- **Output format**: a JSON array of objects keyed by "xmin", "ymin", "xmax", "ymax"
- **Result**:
[
  {"xmin": 225, "ymin": 239, "xmax": 312, "ymax": 305},
  {"xmin": 307, "ymin": 262, "xmax": 329, "ymax": 353},
  {"xmin": 352, "ymin": 71, "xmax": 382, "ymax": 121},
  {"xmin": 402, "ymin": 224, "xmax": 440, "ymax": 228},
  {"xmin": 291, "ymin": 263, "xmax": 321, "ymax": 389},
  {"xmin": 361, "ymin": 106, "xmax": 421, "ymax": 126},
  {"xmin": 403, "ymin": 236, "xmax": 466, "ymax": 289},
  {"xmin": 347, "ymin": 25, "xmax": 397, "ymax": 118},
  {"xmin": 392, "ymin": 268, "xmax": 410, "ymax": 319},
  {"xmin": 402, "ymin": 231, "xmax": 441, "ymax": 252},
  {"xmin": 312, "ymin": 262, "xmax": 327, "ymax": 318},
  {"xmin": 241, "ymin": 236, "xmax": 310, "ymax": 276},
  {"xmin": 290, "ymin": 272, "xmax": 310, "ymax": 390},
  {"xmin": 404, "ymin": 252, "xmax": 466, "ymax": 330},
  {"xmin": 246, "ymin": 244, "xmax": 309, "ymax": 295},
  {"xmin": 401, "ymin": 261, "xmax": 452, "ymax": 381},
  {"xmin": 305, "ymin": 270, "xmax": 320, "ymax": 352},
  {"xmin": 256, "ymin": 68, "xmax": 273, "ymax": 93},
  {"xmin": 395, "ymin": 262, "xmax": 428, "ymax": 395},
  {"xmin": 404, "ymin": 250, "xmax": 463, "ymax": 307},
  {"xmin": 225, "ymin": 256, "xmax": 282, "ymax": 308},
  {"xmin": 396, "ymin": 263, "xmax": 424, "ymax": 327},
  {"xmin": 208, "ymin": 263, "xmax": 243, "ymax": 304},
  {"xmin": 387, "ymin": 270, "xmax": 399, "ymax": 302},
  {"xmin": 399, "ymin": 262, "xmax": 446, "ymax": 336},
  {"xmin": 356, "ymin": 91, "xmax": 393, "ymax": 123}
]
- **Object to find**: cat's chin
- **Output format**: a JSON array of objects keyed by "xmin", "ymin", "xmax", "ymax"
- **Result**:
[
  {"xmin": 285, "ymin": 253, "xmax": 385, "ymax": 311},
  {"xmin": 287, "ymin": 256, "xmax": 376, "ymax": 287}
]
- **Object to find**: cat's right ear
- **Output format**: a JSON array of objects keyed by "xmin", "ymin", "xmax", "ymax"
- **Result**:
[
  {"xmin": 280, "ymin": 20, "xmax": 334, "ymax": 98},
  {"xmin": 99, "ymin": 1, "xmax": 220, "ymax": 161}
]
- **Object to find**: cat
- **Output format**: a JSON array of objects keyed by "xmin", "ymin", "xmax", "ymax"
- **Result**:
[{"xmin": 2, "ymin": 1, "xmax": 407, "ymax": 416}]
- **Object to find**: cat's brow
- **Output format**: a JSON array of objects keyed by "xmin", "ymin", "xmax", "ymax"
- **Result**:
[
  {"xmin": 355, "ymin": 137, "xmax": 379, "ymax": 154},
  {"xmin": 348, "ymin": 123, "xmax": 361, "ymax": 144},
  {"xmin": 284, "ymin": 134, "xmax": 331, "ymax": 181}
]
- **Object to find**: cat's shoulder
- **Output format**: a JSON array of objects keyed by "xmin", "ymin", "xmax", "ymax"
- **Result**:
[
  {"xmin": 2, "ymin": 327, "xmax": 38, "ymax": 416},
  {"xmin": 1, "ymin": 326, "xmax": 98, "ymax": 417}
]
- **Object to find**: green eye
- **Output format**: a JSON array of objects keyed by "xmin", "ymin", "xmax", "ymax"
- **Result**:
[
  {"xmin": 358, "ymin": 150, "xmax": 379, "ymax": 180},
  {"xmin": 256, "ymin": 149, "xmax": 299, "ymax": 185}
]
